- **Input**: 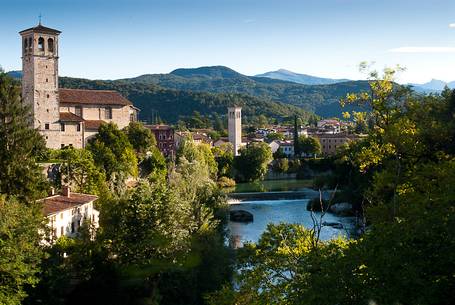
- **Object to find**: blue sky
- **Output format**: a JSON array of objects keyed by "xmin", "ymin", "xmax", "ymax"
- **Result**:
[{"xmin": 1, "ymin": 0, "xmax": 454, "ymax": 83}]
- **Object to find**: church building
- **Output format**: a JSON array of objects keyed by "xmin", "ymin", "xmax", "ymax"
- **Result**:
[{"xmin": 19, "ymin": 23, "xmax": 139, "ymax": 149}]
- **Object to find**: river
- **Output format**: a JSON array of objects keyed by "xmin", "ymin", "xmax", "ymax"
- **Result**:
[{"xmin": 228, "ymin": 198, "xmax": 355, "ymax": 247}]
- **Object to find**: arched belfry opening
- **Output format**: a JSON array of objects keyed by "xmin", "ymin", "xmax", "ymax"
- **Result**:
[
  {"xmin": 38, "ymin": 37, "xmax": 45, "ymax": 51},
  {"xmin": 48, "ymin": 38, "xmax": 54, "ymax": 53}
]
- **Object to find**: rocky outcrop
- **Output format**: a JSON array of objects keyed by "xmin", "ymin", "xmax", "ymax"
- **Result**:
[
  {"xmin": 230, "ymin": 210, "xmax": 254, "ymax": 223},
  {"xmin": 329, "ymin": 202, "xmax": 353, "ymax": 216}
]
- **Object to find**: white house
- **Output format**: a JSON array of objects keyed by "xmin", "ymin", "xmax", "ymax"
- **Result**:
[
  {"xmin": 269, "ymin": 140, "xmax": 295, "ymax": 157},
  {"xmin": 41, "ymin": 186, "xmax": 99, "ymax": 242}
]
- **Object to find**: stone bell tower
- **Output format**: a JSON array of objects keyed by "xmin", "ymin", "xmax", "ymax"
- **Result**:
[
  {"xmin": 20, "ymin": 23, "xmax": 61, "ymax": 147},
  {"xmin": 228, "ymin": 106, "xmax": 242, "ymax": 156}
]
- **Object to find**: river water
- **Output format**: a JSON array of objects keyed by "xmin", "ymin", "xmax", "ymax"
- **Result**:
[{"xmin": 228, "ymin": 198, "xmax": 354, "ymax": 246}]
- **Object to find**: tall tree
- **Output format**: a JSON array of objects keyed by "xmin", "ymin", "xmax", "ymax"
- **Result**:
[
  {"xmin": 293, "ymin": 115, "xmax": 300, "ymax": 157},
  {"xmin": 0, "ymin": 196, "xmax": 45, "ymax": 305},
  {"xmin": 87, "ymin": 122, "xmax": 138, "ymax": 193},
  {"xmin": 124, "ymin": 121, "xmax": 157, "ymax": 158},
  {"xmin": 0, "ymin": 72, "xmax": 48, "ymax": 201},
  {"xmin": 234, "ymin": 142, "xmax": 273, "ymax": 182}
]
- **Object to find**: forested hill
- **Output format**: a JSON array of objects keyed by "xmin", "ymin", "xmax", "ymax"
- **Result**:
[
  {"xmin": 59, "ymin": 77, "xmax": 315, "ymax": 124},
  {"xmin": 121, "ymin": 66, "xmax": 371, "ymax": 117}
]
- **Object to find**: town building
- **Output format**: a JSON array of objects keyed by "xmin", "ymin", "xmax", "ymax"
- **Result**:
[
  {"xmin": 269, "ymin": 140, "xmax": 295, "ymax": 157},
  {"xmin": 20, "ymin": 23, "xmax": 138, "ymax": 149},
  {"xmin": 228, "ymin": 107, "xmax": 242, "ymax": 156},
  {"xmin": 41, "ymin": 186, "xmax": 98, "ymax": 242},
  {"xmin": 146, "ymin": 124, "xmax": 175, "ymax": 157},
  {"xmin": 313, "ymin": 133, "xmax": 365, "ymax": 156}
]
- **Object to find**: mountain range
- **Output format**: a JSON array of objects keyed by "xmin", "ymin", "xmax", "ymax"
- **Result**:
[
  {"xmin": 255, "ymin": 69, "xmax": 349, "ymax": 85},
  {"xmin": 7, "ymin": 66, "xmax": 453, "ymax": 122},
  {"xmin": 408, "ymin": 79, "xmax": 455, "ymax": 92}
]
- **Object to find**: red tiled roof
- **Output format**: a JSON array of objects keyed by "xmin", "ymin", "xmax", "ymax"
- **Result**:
[
  {"xmin": 146, "ymin": 124, "xmax": 173, "ymax": 131},
  {"xmin": 59, "ymin": 112, "xmax": 83, "ymax": 122},
  {"xmin": 84, "ymin": 120, "xmax": 105, "ymax": 130},
  {"xmin": 20, "ymin": 24, "xmax": 61, "ymax": 35},
  {"xmin": 59, "ymin": 88, "xmax": 132, "ymax": 106},
  {"xmin": 42, "ymin": 193, "xmax": 98, "ymax": 215}
]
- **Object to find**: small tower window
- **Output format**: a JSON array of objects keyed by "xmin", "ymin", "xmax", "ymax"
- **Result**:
[
  {"xmin": 23, "ymin": 39, "xmax": 28, "ymax": 53},
  {"xmin": 38, "ymin": 37, "xmax": 45, "ymax": 51},
  {"xmin": 28, "ymin": 37, "xmax": 32, "ymax": 51},
  {"xmin": 48, "ymin": 38, "xmax": 54, "ymax": 53},
  {"xmin": 45, "ymin": 123, "xmax": 50, "ymax": 130}
]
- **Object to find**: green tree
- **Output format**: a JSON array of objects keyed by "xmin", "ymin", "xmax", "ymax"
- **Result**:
[
  {"xmin": 87, "ymin": 123, "xmax": 138, "ymax": 192},
  {"xmin": 265, "ymin": 132, "xmax": 285, "ymax": 142},
  {"xmin": 140, "ymin": 146, "xmax": 167, "ymax": 180},
  {"xmin": 272, "ymin": 158, "xmax": 289, "ymax": 173},
  {"xmin": 0, "ymin": 196, "xmax": 45, "ymax": 305},
  {"xmin": 0, "ymin": 72, "xmax": 48, "ymax": 201},
  {"xmin": 297, "ymin": 136, "xmax": 321, "ymax": 157},
  {"xmin": 234, "ymin": 142, "xmax": 273, "ymax": 182},
  {"xmin": 212, "ymin": 143, "xmax": 234, "ymax": 178},
  {"xmin": 57, "ymin": 148, "xmax": 107, "ymax": 195},
  {"xmin": 124, "ymin": 121, "xmax": 157, "ymax": 158},
  {"xmin": 177, "ymin": 138, "xmax": 218, "ymax": 179}
]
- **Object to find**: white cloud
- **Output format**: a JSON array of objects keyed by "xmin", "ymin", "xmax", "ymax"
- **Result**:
[
  {"xmin": 449, "ymin": 23, "xmax": 455, "ymax": 28},
  {"xmin": 388, "ymin": 46, "xmax": 455, "ymax": 53}
]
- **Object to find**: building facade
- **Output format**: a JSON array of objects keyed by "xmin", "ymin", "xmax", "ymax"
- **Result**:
[
  {"xmin": 20, "ymin": 23, "xmax": 138, "ymax": 149},
  {"xmin": 146, "ymin": 124, "xmax": 175, "ymax": 157},
  {"xmin": 41, "ymin": 186, "xmax": 99, "ymax": 242},
  {"xmin": 313, "ymin": 133, "xmax": 364, "ymax": 156}
]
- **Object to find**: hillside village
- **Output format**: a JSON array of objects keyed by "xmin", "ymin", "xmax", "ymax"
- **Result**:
[{"xmin": 1, "ymin": 8, "xmax": 454, "ymax": 305}]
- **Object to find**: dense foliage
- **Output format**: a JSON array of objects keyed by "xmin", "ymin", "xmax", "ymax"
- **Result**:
[
  {"xmin": 234, "ymin": 142, "xmax": 273, "ymax": 182},
  {"xmin": 0, "ymin": 72, "xmax": 48, "ymax": 201},
  {"xmin": 119, "ymin": 66, "xmax": 371, "ymax": 117},
  {"xmin": 59, "ymin": 76, "xmax": 316, "ymax": 124},
  {"xmin": 208, "ymin": 67, "xmax": 455, "ymax": 305}
]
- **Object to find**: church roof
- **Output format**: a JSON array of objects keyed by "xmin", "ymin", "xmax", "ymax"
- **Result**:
[
  {"xmin": 59, "ymin": 112, "xmax": 84, "ymax": 122},
  {"xmin": 19, "ymin": 24, "xmax": 61, "ymax": 35},
  {"xmin": 59, "ymin": 89, "xmax": 133, "ymax": 106},
  {"xmin": 84, "ymin": 120, "xmax": 105, "ymax": 130}
]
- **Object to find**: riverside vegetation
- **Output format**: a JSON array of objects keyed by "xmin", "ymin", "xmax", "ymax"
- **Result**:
[{"xmin": 1, "ymin": 64, "xmax": 455, "ymax": 305}]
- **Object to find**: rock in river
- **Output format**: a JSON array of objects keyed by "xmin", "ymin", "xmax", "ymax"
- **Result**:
[{"xmin": 230, "ymin": 210, "xmax": 254, "ymax": 223}]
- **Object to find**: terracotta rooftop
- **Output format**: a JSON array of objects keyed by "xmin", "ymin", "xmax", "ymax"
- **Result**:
[
  {"xmin": 59, "ymin": 112, "xmax": 83, "ymax": 122},
  {"xmin": 59, "ymin": 88, "xmax": 132, "ymax": 106},
  {"xmin": 146, "ymin": 124, "xmax": 173, "ymax": 131},
  {"xmin": 19, "ymin": 24, "xmax": 61, "ymax": 35},
  {"xmin": 84, "ymin": 120, "xmax": 105, "ymax": 130},
  {"xmin": 42, "ymin": 193, "xmax": 98, "ymax": 216}
]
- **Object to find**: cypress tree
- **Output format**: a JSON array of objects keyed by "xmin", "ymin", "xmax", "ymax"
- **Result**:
[
  {"xmin": 293, "ymin": 115, "xmax": 300, "ymax": 157},
  {"xmin": 0, "ymin": 71, "xmax": 48, "ymax": 201}
]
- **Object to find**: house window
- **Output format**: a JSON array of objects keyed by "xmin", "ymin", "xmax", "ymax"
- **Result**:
[
  {"xmin": 71, "ymin": 222, "xmax": 75, "ymax": 233},
  {"xmin": 105, "ymin": 107, "xmax": 112, "ymax": 120},
  {"xmin": 60, "ymin": 226, "xmax": 64, "ymax": 236},
  {"xmin": 75, "ymin": 106, "xmax": 82, "ymax": 117},
  {"xmin": 130, "ymin": 113, "xmax": 135, "ymax": 122},
  {"xmin": 61, "ymin": 144, "xmax": 65, "ymax": 148},
  {"xmin": 60, "ymin": 123, "xmax": 65, "ymax": 131},
  {"xmin": 45, "ymin": 123, "xmax": 49, "ymax": 130},
  {"xmin": 77, "ymin": 124, "xmax": 81, "ymax": 132}
]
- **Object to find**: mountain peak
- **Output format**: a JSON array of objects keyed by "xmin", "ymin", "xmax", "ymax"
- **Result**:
[
  {"xmin": 255, "ymin": 69, "xmax": 349, "ymax": 85},
  {"xmin": 170, "ymin": 66, "xmax": 245, "ymax": 79}
]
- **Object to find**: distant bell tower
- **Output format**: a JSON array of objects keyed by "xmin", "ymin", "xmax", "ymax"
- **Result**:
[
  {"xmin": 228, "ymin": 106, "xmax": 242, "ymax": 156},
  {"xmin": 20, "ymin": 22, "xmax": 61, "ymax": 147}
]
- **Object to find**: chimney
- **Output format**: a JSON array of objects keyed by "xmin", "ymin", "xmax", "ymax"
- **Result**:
[{"xmin": 62, "ymin": 185, "xmax": 71, "ymax": 198}]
